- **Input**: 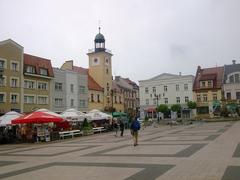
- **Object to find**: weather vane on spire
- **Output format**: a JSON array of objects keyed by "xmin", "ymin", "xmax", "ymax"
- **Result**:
[{"xmin": 98, "ymin": 20, "xmax": 101, "ymax": 33}]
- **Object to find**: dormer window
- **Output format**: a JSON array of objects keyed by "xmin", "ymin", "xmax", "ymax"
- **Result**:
[
  {"xmin": 26, "ymin": 66, "xmax": 35, "ymax": 73},
  {"xmin": 200, "ymin": 81, "xmax": 206, "ymax": 88},
  {"xmin": 207, "ymin": 81, "xmax": 213, "ymax": 88},
  {"xmin": 39, "ymin": 68, "xmax": 48, "ymax": 76}
]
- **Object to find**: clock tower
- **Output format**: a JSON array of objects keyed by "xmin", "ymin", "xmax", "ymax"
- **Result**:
[{"xmin": 88, "ymin": 27, "xmax": 113, "ymax": 110}]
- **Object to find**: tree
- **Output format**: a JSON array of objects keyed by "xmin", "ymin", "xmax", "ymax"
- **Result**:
[
  {"xmin": 171, "ymin": 104, "xmax": 181, "ymax": 113},
  {"xmin": 157, "ymin": 104, "xmax": 169, "ymax": 113},
  {"xmin": 187, "ymin": 101, "xmax": 197, "ymax": 109},
  {"xmin": 187, "ymin": 101, "xmax": 197, "ymax": 119}
]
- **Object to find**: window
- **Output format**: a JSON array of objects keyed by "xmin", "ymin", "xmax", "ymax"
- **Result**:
[
  {"xmin": 38, "ymin": 96, "xmax": 48, "ymax": 104},
  {"xmin": 119, "ymin": 96, "xmax": 122, "ymax": 104},
  {"xmin": 11, "ymin": 94, "xmax": 18, "ymax": 103},
  {"xmin": 11, "ymin": 62, "xmax": 18, "ymax": 71},
  {"xmin": 114, "ymin": 96, "xmax": 117, "ymax": 103},
  {"xmin": 184, "ymin": 84, "xmax": 188, "ymax": 90},
  {"xmin": 226, "ymin": 92, "xmax": 231, "ymax": 100},
  {"xmin": 176, "ymin": 84, "xmax": 180, "ymax": 91},
  {"xmin": 55, "ymin": 83, "xmax": 63, "ymax": 91},
  {"xmin": 39, "ymin": 68, "xmax": 48, "ymax": 76},
  {"xmin": 146, "ymin": 99, "xmax": 149, "ymax": 105},
  {"xmin": 0, "ymin": 60, "xmax": 5, "ymax": 69},
  {"xmin": 152, "ymin": 87, "xmax": 156, "ymax": 93},
  {"xmin": 71, "ymin": 99, "xmax": 74, "ymax": 107},
  {"xmin": 106, "ymin": 68, "xmax": 108, "ymax": 74},
  {"xmin": 24, "ymin": 80, "xmax": 35, "ymax": 89},
  {"xmin": 79, "ymin": 100, "xmax": 86, "ymax": 108},
  {"xmin": 153, "ymin": 99, "xmax": 157, "ymax": 105},
  {"xmin": 55, "ymin": 98, "xmax": 63, "ymax": 107},
  {"xmin": 164, "ymin": 98, "xmax": 168, "ymax": 104},
  {"xmin": 145, "ymin": 87, "xmax": 149, "ymax": 94},
  {"xmin": 203, "ymin": 94, "xmax": 208, "ymax": 102},
  {"xmin": 208, "ymin": 81, "xmax": 213, "ymax": 88},
  {"xmin": 213, "ymin": 94, "xmax": 218, "ymax": 100},
  {"xmin": 26, "ymin": 66, "xmax": 35, "ymax": 73},
  {"xmin": 94, "ymin": 58, "xmax": 98, "ymax": 63},
  {"xmin": 70, "ymin": 84, "xmax": 74, "ymax": 93},
  {"xmin": 91, "ymin": 94, "xmax": 94, "ymax": 102},
  {"xmin": 0, "ymin": 93, "xmax": 5, "ymax": 103},
  {"xmin": 200, "ymin": 81, "xmax": 206, "ymax": 88},
  {"xmin": 24, "ymin": 96, "xmax": 35, "ymax": 104},
  {"xmin": 185, "ymin": 96, "xmax": 189, "ymax": 103},
  {"xmin": 38, "ymin": 82, "xmax": 47, "ymax": 90},
  {"xmin": 105, "ymin": 58, "xmax": 109, "ymax": 64},
  {"xmin": 11, "ymin": 78, "xmax": 18, "ymax": 87},
  {"xmin": 236, "ymin": 92, "xmax": 240, "ymax": 100},
  {"xmin": 235, "ymin": 74, "xmax": 240, "ymax": 83},
  {"xmin": 164, "ymin": 86, "xmax": 167, "ymax": 92},
  {"xmin": 0, "ymin": 76, "xmax": 6, "ymax": 86},
  {"xmin": 229, "ymin": 75, "xmax": 234, "ymax": 83},
  {"xmin": 97, "ymin": 94, "xmax": 100, "ymax": 102},
  {"xmin": 197, "ymin": 94, "xmax": 201, "ymax": 102},
  {"xmin": 79, "ymin": 86, "xmax": 86, "ymax": 94},
  {"xmin": 150, "ymin": 94, "xmax": 152, "ymax": 98},
  {"xmin": 176, "ymin": 97, "xmax": 180, "ymax": 103}
]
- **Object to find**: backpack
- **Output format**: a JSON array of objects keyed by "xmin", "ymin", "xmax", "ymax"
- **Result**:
[{"xmin": 131, "ymin": 120, "xmax": 140, "ymax": 131}]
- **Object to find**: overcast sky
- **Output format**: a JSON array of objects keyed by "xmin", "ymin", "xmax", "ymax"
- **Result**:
[{"xmin": 0, "ymin": 0, "xmax": 240, "ymax": 83}]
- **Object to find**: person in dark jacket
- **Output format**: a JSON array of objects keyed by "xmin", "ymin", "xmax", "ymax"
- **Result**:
[
  {"xmin": 130, "ymin": 117, "xmax": 141, "ymax": 146},
  {"xmin": 119, "ymin": 120, "xmax": 124, "ymax": 137}
]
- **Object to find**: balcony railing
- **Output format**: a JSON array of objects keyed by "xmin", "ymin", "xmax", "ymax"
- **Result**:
[{"xmin": 88, "ymin": 49, "xmax": 112, "ymax": 54}]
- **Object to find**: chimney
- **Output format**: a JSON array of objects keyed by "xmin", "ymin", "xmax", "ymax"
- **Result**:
[
  {"xmin": 232, "ymin": 60, "xmax": 236, "ymax": 65},
  {"xmin": 197, "ymin": 66, "xmax": 201, "ymax": 70},
  {"xmin": 179, "ymin": 72, "xmax": 182, "ymax": 76}
]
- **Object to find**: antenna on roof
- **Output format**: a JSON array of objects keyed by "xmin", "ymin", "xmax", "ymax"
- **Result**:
[{"xmin": 215, "ymin": 62, "xmax": 218, "ymax": 67}]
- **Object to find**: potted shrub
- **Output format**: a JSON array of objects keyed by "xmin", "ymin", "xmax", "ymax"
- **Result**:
[{"xmin": 82, "ymin": 118, "xmax": 93, "ymax": 136}]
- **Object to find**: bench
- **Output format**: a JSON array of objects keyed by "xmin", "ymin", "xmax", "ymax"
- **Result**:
[
  {"xmin": 92, "ymin": 127, "xmax": 106, "ymax": 134},
  {"xmin": 59, "ymin": 130, "xmax": 83, "ymax": 139}
]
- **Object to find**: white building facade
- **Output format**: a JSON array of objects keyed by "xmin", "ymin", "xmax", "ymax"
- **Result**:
[
  {"xmin": 139, "ymin": 73, "xmax": 194, "ymax": 119},
  {"xmin": 52, "ymin": 68, "xmax": 88, "ymax": 113}
]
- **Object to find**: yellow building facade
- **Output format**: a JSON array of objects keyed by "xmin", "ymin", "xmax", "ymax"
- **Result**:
[{"xmin": 0, "ymin": 39, "xmax": 24, "ymax": 114}]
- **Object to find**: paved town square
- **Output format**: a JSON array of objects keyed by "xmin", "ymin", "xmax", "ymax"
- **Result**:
[{"xmin": 0, "ymin": 121, "xmax": 240, "ymax": 180}]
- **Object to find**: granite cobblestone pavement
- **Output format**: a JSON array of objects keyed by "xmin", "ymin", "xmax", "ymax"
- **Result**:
[{"xmin": 0, "ymin": 121, "xmax": 240, "ymax": 180}]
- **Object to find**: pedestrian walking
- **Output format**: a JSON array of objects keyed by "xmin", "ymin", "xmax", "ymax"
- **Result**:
[
  {"xmin": 120, "ymin": 120, "xmax": 124, "ymax": 137},
  {"xmin": 113, "ymin": 119, "xmax": 119, "ymax": 137},
  {"xmin": 130, "ymin": 116, "xmax": 141, "ymax": 146}
]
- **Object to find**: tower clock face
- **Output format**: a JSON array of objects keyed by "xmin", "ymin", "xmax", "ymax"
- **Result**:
[{"xmin": 92, "ymin": 57, "xmax": 100, "ymax": 66}]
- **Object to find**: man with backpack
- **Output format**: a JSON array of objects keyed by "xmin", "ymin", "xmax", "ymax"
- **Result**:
[{"xmin": 130, "ymin": 116, "xmax": 141, "ymax": 146}]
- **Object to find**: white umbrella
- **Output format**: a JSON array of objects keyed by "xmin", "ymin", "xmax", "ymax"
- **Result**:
[
  {"xmin": 0, "ymin": 111, "xmax": 22, "ymax": 126},
  {"xmin": 61, "ymin": 109, "xmax": 86, "ymax": 122},
  {"xmin": 86, "ymin": 109, "xmax": 112, "ymax": 121}
]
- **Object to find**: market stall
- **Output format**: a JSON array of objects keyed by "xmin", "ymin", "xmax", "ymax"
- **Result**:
[{"xmin": 12, "ymin": 111, "xmax": 64, "ymax": 142}]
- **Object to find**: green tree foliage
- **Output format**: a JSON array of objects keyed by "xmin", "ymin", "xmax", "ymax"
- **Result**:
[
  {"xmin": 187, "ymin": 101, "xmax": 197, "ymax": 109},
  {"xmin": 157, "ymin": 104, "xmax": 169, "ymax": 113},
  {"xmin": 82, "ymin": 118, "xmax": 92, "ymax": 130},
  {"xmin": 171, "ymin": 104, "xmax": 181, "ymax": 113}
]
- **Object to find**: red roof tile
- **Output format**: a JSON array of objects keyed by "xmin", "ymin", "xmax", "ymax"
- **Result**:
[
  {"xmin": 112, "ymin": 81, "xmax": 121, "ymax": 93},
  {"xmin": 72, "ymin": 66, "xmax": 88, "ymax": 75},
  {"xmin": 88, "ymin": 75, "xmax": 103, "ymax": 91},
  {"xmin": 193, "ymin": 66, "xmax": 224, "ymax": 91},
  {"xmin": 24, "ymin": 53, "xmax": 54, "ymax": 77}
]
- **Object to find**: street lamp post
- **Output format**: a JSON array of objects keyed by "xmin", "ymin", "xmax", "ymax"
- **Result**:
[{"xmin": 154, "ymin": 94, "xmax": 160, "ymax": 123}]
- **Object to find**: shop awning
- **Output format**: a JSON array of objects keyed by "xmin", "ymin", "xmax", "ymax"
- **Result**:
[{"xmin": 146, "ymin": 107, "xmax": 156, "ymax": 113}]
